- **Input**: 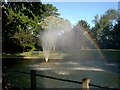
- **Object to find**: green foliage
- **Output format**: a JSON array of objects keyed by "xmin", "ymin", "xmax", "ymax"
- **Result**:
[
  {"xmin": 92, "ymin": 9, "xmax": 119, "ymax": 49},
  {"xmin": 92, "ymin": 9, "xmax": 118, "ymax": 38},
  {"xmin": 77, "ymin": 20, "xmax": 91, "ymax": 31},
  {"xmin": 2, "ymin": 2, "xmax": 60, "ymax": 53},
  {"xmin": 42, "ymin": 4, "xmax": 60, "ymax": 18},
  {"xmin": 75, "ymin": 9, "xmax": 119, "ymax": 49},
  {"xmin": 99, "ymin": 21, "xmax": 120, "ymax": 49},
  {"xmin": 40, "ymin": 16, "xmax": 71, "ymax": 32},
  {"xmin": 73, "ymin": 20, "xmax": 93, "ymax": 49}
]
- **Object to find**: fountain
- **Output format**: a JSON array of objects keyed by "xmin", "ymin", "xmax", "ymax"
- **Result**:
[
  {"xmin": 39, "ymin": 16, "xmax": 98, "ymax": 62},
  {"xmin": 41, "ymin": 31, "xmax": 53, "ymax": 62},
  {"xmin": 40, "ymin": 16, "xmax": 72, "ymax": 62}
]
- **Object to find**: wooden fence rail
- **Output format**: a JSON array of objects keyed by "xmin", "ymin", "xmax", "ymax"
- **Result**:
[
  {"xmin": 31, "ymin": 70, "xmax": 90, "ymax": 90},
  {"xmin": 8, "ymin": 69, "xmax": 117, "ymax": 90}
]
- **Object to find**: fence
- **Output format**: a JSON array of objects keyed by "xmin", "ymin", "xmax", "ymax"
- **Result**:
[{"xmin": 9, "ymin": 70, "xmax": 118, "ymax": 90}]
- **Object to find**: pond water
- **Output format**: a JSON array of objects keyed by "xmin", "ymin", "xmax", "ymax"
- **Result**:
[{"xmin": 2, "ymin": 51, "xmax": 120, "ymax": 89}]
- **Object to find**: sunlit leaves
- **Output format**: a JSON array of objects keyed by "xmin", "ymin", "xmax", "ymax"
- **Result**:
[
  {"xmin": 2, "ymin": 2, "xmax": 60, "ymax": 52},
  {"xmin": 92, "ymin": 9, "xmax": 119, "ymax": 49},
  {"xmin": 92, "ymin": 9, "xmax": 118, "ymax": 38},
  {"xmin": 40, "ymin": 16, "xmax": 72, "ymax": 32}
]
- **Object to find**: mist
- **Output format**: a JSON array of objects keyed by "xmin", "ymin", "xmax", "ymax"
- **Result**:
[{"xmin": 39, "ymin": 16, "xmax": 95, "ymax": 62}]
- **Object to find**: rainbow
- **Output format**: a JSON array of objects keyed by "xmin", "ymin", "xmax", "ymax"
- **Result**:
[{"xmin": 80, "ymin": 27, "xmax": 108, "ymax": 64}]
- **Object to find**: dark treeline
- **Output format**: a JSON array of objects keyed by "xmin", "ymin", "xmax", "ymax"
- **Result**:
[{"xmin": 2, "ymin": 2, "xmax": 120, "ymax": 53}]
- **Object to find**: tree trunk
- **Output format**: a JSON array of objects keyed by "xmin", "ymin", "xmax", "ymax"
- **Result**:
[{"xmin": 53, "ymin": 45, "xmax": 55, "ymax": 51}]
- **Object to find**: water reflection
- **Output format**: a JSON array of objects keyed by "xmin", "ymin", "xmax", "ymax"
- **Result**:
[
  {"xmin": 3, "ymin": 58, "xmax": 119, "ymax": 88},
  {"xmin": 54, "ymin": 70, "xmax": 71, "ymax": 75},
  {"xmin": 29, "ymin": 61, "xmax": 106, "ymax": 72},
  {"xmin": 72, "ymin": 67, "xmax": 104, "ymax": 71}
]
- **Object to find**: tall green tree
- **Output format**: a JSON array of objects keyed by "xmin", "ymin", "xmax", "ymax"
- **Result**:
[
  {"xmin": 92, "ymin": 9, "xmax": 118, "ymax": 39},
  {"xmin": 73, "ymin": 20, "xmax": 93, "ymax": 49},
  {"xmin": 2, "ymin": 2, "xmax": 59, "ymax": 53},
  {"xmin": 92, "ymin": 9, "xmax": 119, "ymax": 49},
  {"xmin": 99, "ymin": 20, "xmax": 120, "ymax": 49}
]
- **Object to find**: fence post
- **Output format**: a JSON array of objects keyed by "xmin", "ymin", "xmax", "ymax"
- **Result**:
[
  {"xmin": 82, "ymin": 78, "xmax": 90, "ymax": 90},
  {"xmin": 30, "ymin": 70, "xmax": 36, "ymax": 90}
]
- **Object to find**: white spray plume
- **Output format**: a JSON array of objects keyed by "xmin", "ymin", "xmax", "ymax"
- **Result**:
[{"xmin": 40, "ymin": 16, "xmax": 72, "ymax": 62}]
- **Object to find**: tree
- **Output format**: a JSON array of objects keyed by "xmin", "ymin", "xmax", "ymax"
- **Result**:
[
  {"xmin": 77, "ymin": 20, "xmax": 91, "ymax": 31},
  {"xmin": 92, "ymin": 9, "xmax": 118, "ymax": 39},
  {"xmin": 39, "ymin": 16, "xmax": 72, "ymax": 51},
  {"xmin": 73, "ymin": 20, "xmax": 94, "ymax": 49},
  {"xmin": 41, "ymin": 4, "xmax": 60, "ymax": 18},
  {"xmin": 91, "ymin": 14, "xmax": 101, "ymax": 39},
  {"xmin": 111, "ymin": 21, "xmax": 120, "ymax": 49},
  {"xmin": 99, "ymin": 21, "xmax": 120, "ymax": 49},
  {"xmin": 2, "ymin": 2, "xmax": 60, "ymax": 53},
  {"xmin": 92, "ymin": 9, "xmax": 119, "ymax": 49}
]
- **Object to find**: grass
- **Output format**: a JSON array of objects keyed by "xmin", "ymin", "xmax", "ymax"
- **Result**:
[
  {"xmin": 2, "ymin": 51, "xmax": 44, "ymax": 58},
  {"xmin": 2, "ymin": 49, "xmax": 120, "ymax": 61},
  {"xmin": 2, "ymin": 51, "xmax": 67, "ymax": 59}
]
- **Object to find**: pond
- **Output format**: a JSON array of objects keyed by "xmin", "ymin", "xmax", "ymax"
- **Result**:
[{"xmin": 2, "ymin": 50, "xmax": 120, "ymax": 89}]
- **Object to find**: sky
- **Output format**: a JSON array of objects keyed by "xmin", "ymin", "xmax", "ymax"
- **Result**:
[{"xmin": 42, "ymin": 2, "xmax": 118, "ymax": 27}]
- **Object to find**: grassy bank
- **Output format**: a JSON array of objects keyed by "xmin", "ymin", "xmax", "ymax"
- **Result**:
[
  {"xmin": 2, "ymin": 51, "xmax": 67, "ymax": 59},
  {"xmin": 2, "ymin": 49, "xmax": 120, "ymax": 61},
  {"xmin": 2, "ymin": 51, "xmax": 43, "ymax": 58}
]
